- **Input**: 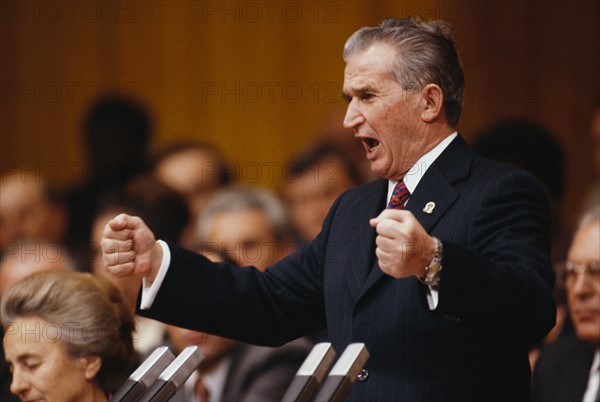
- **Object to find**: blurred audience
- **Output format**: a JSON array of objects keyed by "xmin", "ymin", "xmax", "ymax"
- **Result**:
[
  {"xmin": 0, "ymin": 241, "xmax": 75, "ymax": 297},
  {"xmin": 580, "ymin": 98, "xmax": 600, "ymax": 217},
  {"xmin": 66, "ymin": 96, "xmax": 153, "ymax": 270},
  {"xmin": 1, "ymin": 270, "xmax": 136, "ymax": 401},
  {"xmin": 532, "ymin": 206, "xmax": 600, "ymax": 402},
  {"xmin": 282, "ymin": 142, "xmax": 361, "ymax": 245},
  {"xmin": 0, "ymin": 241, "xmax": 75, "ymax": 402},
  {"xmin": 592, "ymin": 99, "xmax": 600, "ymax": 177},
  {"xmin": 153, "ymin": 141, "xmax": 232, "ymax": 246},
  {"xmin": 91, "ymin": 174, "xmax": 190, "ymax": 355},
  {"xmin": 164, "ymin": 246, "xmax": 312, "ymax": 402},
  {"xmin": 0, "ymin": 171, "xmax": 69, "ymax": 257},
  {"xmin": 197, "ymin": 185, "xmax": 296, "ymax": 267}
]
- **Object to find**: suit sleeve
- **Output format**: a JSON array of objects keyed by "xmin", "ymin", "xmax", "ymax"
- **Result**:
[
  {"xmin": 435, "ymin": 170, "xmax": 556, "ymax": 342},
  {"xmin": 136, "ymin": 197, "xmax": 344, "ymax": 346}
]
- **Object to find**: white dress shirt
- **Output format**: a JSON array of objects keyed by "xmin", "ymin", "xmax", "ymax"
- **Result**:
[{"xmin": 583, "ymin": 349, "xmax": 600, "ymax": 402}]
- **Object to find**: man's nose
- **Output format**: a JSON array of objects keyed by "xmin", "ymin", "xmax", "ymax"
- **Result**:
[
  {"xmin": 343, "ymin": 100, "xmax": 363, "ymax": 129},
  {"xmin": 570, "ymin": 271, "xmax": 593, "ymax": 296}
]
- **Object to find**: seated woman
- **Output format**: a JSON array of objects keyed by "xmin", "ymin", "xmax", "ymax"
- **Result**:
[{"xmin": 1, "ymin": 270, "xmax": 135, "ymax": 402}]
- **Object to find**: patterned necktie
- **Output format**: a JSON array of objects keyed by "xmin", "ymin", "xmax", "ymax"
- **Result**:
[{"xmin": 387, "ymin": 181, "xmax": 410, "ymax": 209}]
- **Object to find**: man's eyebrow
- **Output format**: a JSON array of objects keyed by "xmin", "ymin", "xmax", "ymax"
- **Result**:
[
  {"xmin": 341, "ymin": 84, "xmax": 376, "ymax": 100},
  {"xmin": 342, "ymin": 84, "xmax": 376, "ymax": 97},
  {"xmin": 354, "ymin": 84, "xmax": 375, "ymax": 93}
]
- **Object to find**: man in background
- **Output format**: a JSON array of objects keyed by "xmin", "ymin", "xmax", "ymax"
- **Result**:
[
  {"xmin": 532, "ymin": 207, "xmax": 600, "ymax": 402},
  {"xmin": 164, "ymin": 186, "xmax": 312, "ymax": 401},
  {"xmin": 153, "ymin": 141, "xmax": 232, "ymax": 247},
  {"xmin": 0, "ymin": 171, "xmax": 68, "ymax": 257},
  {"xmin": 282, "ymin": 142, "xmax": 361, "ymax": 245}
]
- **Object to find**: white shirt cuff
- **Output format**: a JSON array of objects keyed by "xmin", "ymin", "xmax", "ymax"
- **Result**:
[
  {"xmin": 140, "ymin": 240, "xmax": 171, "ymax": 310},
  {"xmin": 426, "ymin": 287, "xmax": 439, "ymax": 310}
]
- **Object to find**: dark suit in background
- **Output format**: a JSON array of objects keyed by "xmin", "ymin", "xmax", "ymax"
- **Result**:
[
  {"xmin": 532, "ymin": 335, "xmax": 596, "ymax": 402},
  {"xmin": 168, "ymin": 338, "xmax": 312, "ymax": 402},
  {"xmin": 140, "ymin": 135, "xmax": 555, "ymax": 401}
]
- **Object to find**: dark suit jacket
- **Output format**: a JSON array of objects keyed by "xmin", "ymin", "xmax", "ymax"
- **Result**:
[
  {"xmin": 140, "ymin": 135, "xmax": 556, "ymax": 401},
  {"xmin": 168, "ymin": 337, "xmax": 313, "ymax": 402},
  {"xmin": 532, "ymin": 335, "xmax": 597, "ymax": 402}
]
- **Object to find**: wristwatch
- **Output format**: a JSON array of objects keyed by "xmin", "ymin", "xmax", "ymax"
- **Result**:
[{"xmin": 422, "ymin": 237, "xmax": 443, "ymax": 287}]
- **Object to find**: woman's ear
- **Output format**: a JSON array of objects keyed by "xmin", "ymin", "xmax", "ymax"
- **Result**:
[
  {"xmin": 420, "ymin": 84, "xmax": 444, "ymax": 123},
  {"xmin": 81, "ymin": 355, "xmax": 102, "ymax": 381}
]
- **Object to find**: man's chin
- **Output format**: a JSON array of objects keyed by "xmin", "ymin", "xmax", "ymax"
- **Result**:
[
  {"xmin": 574, "ymin": 325, "xmax": 600, "ymax": 344},
  {"xmin": 369, "ymin": 162, "xmax": 387, "ymax": 179}
]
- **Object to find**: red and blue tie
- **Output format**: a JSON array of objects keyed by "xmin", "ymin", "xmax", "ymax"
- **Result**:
[{"xmin": 387, "ymin": 180, "xmax": 410, "ymax": 209}]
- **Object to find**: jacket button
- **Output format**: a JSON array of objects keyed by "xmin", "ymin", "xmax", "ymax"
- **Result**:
[{"xmin": 357, "ymin": 369, "xmax": 369, "ymax": 382}]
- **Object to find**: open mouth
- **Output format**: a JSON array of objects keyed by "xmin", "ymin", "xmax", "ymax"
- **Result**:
[{"xmin": 363, "ymin": 138, "xmax": 380, "ymax": 152}]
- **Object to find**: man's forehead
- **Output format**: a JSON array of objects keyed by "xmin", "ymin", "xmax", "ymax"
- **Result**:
[
  {"xmin": 342, "ymin": 65, "xmax": 394, "ymax": 94},
  {"xmin": 344, "ymin": 47, "xmax": 396, "ymax": 85}
]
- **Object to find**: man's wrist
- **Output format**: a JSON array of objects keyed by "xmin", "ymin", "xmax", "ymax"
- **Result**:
[
  {"xmin": 420, "ymin": 237, "xmax": 443, "ymax": 287},
  {"xmin": 147, "ymin": 241, "xmax": 164, "ymax": 284},
  {"xmin": 140, "ymin": 240, "xmax": 171, "ymax": 310}
]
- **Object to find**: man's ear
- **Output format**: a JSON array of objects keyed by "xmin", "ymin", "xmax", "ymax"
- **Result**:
[
  {"xmin": 81, "ymin": 355, "xmax": 102, "ymax": 381},
  {"xmin": 420, "ymin": 84, "xmax": 444, "ymax": 123}
]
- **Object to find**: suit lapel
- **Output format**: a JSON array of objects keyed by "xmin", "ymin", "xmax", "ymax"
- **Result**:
[
  {"xmin": 357, "ymin": 135, "xmax": 473, "ymax": 301},
  {"xmin": 345, "ymin": 180, "xmax": 388, "ymax": 303}
]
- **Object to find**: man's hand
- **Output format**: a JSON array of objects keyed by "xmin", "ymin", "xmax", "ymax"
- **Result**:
[
  {"xmin": 370, "ymin": 209, "xmax": 435, "ymax": 279},
  {"xmin": 101, "ymin": 213, "xmax": 163, "ymax": 283}
]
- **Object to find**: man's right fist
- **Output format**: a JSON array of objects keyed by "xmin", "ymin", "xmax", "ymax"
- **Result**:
[{"xmin": 100, "ymin": 213, "xmax": 162, "ymax": 282}]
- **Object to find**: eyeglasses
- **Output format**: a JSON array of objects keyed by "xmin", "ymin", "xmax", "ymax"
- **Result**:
[{"xmin": 556, "ymin": 260, "xmax": 600, "ymax": 289}]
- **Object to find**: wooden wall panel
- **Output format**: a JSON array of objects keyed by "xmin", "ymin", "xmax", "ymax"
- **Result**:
[{"xmin": 1, "ymin": 0, "xmax": 598, "ymax": 228}]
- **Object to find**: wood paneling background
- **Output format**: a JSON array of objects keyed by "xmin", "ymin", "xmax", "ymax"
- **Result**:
[{"xmin": 1, "ymin": 0, "xmax": 599, "ymax": 228}]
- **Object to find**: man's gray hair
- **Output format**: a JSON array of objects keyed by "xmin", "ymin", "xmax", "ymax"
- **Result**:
[
  {"xmin": 343, "ymin": 17, "xmax": 464, "ymax": 127},
  {"xmin": 197, "ymin": 185, "xmax": 292, "ymax": 243}
]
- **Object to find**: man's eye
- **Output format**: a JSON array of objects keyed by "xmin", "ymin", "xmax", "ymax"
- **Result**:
[{"xmin": 361, "ymin": 93, "xmax": 374, "ymax": 100}]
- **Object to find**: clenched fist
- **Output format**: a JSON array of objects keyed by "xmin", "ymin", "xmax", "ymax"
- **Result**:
[
  {"xmin": 369, "ymin": 209, "xmax": 435, "ymax": 279},
  {"xmin": 101, "ymin": 213, "xmax": 163, "ymax": 283}
]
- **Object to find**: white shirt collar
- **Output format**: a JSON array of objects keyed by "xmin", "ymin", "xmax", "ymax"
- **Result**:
[
  {"xmin": 387, "ymin": 132, "xmax": 458, "ymax": 203},
  {"xmin": 583, "ymin": 349, "xmax": 600, "ymax": 402}
]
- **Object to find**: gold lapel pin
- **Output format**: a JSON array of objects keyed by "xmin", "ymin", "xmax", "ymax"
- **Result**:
[{"xmin": 423, "ymin": 201, "xmax": 436, "ymax": 214}]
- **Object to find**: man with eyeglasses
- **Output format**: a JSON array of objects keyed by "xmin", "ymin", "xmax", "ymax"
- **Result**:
[{"xmin": 533, "ymin": 206, "xmax": 600, "ymax": 402}]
